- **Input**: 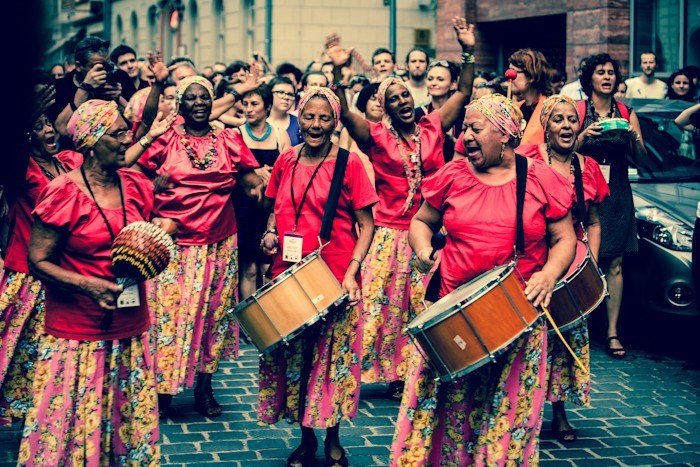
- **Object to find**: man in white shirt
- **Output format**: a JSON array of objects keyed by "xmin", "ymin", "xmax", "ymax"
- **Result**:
[
  {"xmin": 625, "ymin": 51, "xmax": 667, "ymax": 99},
  {"xmin": 404, "ymin": 47, "xmax": 431, "ymax": 107},
  {"xmin": 560, "ymin": 57, "xmax": 588, "ymax": 101}
]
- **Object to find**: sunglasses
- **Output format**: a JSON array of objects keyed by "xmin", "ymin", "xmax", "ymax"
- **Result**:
[{"xmin": 429, "ymin": 60, "xmax": 451, "ymax": 69}]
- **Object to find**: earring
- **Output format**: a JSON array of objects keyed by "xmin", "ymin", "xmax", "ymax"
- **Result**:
[{"xmin": 500, "ymin": 142, "xmax": 506, "ymax": 161}]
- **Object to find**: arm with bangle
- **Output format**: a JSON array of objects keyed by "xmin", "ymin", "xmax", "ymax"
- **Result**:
[
  {"xmin": 260, "ymin": 212, "xmax": 279, "ymax": 255},
  {"xmin": 438, "ymin": 17, "xmax": 476, "ymax": 133},
  {"xmin": 343, "ymin": 206, "xmax": 375, "ymax": 304}
]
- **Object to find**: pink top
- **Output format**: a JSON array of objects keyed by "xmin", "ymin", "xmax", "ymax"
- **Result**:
[
  {"xmin": 361, "ymin": 111, "xmax": 444, "ymax": 229},
  {"xmin": 266, "ymin": 148, "xmax": 379, "ymax": 283},
  {"xmin": 422, "ymin": 157, "xmax": 574, "ymax": 299},
  {"xmin": 32, "ymin": 169, "xmax": 154, "ymax": 341},
  {"xmin": 4, "ymin": 150, "xmax": 83, "ymax": 274},
  {"xmin": 137, "ymin": 127, "xmax": 259, "ymax": 246}
]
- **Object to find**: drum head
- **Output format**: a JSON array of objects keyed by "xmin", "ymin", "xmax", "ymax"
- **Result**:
[{"xmin": 409, "ymin": 264, "xmax": 512, "ymax": 330}]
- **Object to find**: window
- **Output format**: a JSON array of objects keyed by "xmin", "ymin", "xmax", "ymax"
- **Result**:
[{"xmin": 632, "ymin": 0, "xmax": 686, "ymax": 75}]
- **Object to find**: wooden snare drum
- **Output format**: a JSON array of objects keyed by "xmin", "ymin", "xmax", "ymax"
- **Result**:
[
  {"xmin": 548, "ymin": 239, "xmax": 607, "ymax": 332},
  {"xmin": 231, "ymin": 251, "xmax": 347, "ymax": 354},
  {"xmin": 407, "ymin": 264, "xmax": 541, "ymax": 382}
]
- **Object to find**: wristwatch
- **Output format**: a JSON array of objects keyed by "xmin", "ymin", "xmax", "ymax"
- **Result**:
[
  {"xmin": 79, "ymin": 81, "xmax": 96, "ymax": 93},
  {"xmin": 139, "ymin": 136, "xmax": 152, "ymax": 148},
  {"xmin": 228, "ymin": 88, "xmax": 241, "ymax": 101}
]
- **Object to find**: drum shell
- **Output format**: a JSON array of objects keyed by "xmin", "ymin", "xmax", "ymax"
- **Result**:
[
  {"xmin": 233, "ymin": 253, "xmax": 345, "ymax": 353},
  {"xmin": 549, "ymin": 241, "xmax": 607, "ymax": 332},
  {"xmin": 408, "ymin": 265, "xmax": 540, "ymax": 381}
]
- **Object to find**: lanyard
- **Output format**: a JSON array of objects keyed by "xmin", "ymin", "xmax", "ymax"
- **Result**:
[
  {"xmin": 80, "ymin": 165, "xmax": 126, "ymax": 242},
  {"xmin": 290, "ymin": 144, "xmax": 330, "ymax": 232}
]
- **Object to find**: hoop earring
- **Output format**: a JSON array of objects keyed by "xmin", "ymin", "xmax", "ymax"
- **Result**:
[{"xmin": 500, "ymin": 142, "xmax": 506, "ymax": 161}]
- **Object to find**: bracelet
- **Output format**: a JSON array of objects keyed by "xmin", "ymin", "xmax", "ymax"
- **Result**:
[
  {"xmin": 461, "ymin": 52, "xmax": 475, "ymax": 64},
  {"xmin": 349, "ymin": 258, "xmax": 362, "ymax": 267},
  {"xmin": 139, "ymin": 135, "xmax": 152, "ymax": 149},
  {"xmin": 262, "ymin": 228, "xmax": 278, "ymax": 237},
  {"xmin": 79, "ymin": 81, "xmax": 96, "ymax": 93},
  {"xmin": 228, "ymin": 88, "xmax": 241, "ymax": 102}
]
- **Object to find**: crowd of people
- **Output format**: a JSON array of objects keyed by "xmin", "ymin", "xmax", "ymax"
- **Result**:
[{"xmin": 0, "ymin": 15, "xmax": 698, "ymax": 466}]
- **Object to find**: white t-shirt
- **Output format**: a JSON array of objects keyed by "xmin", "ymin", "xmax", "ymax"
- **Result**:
[
  {"xmin": 405, "ymin": 81, "xmax": 431, "ymax": 108},
  {"xmin": 559, "ymin": 80, "xmax": 587, "ymax": 101},
  {"xmin": 625, "ymin": 76, "xmax": 667, "ymax": 99}
]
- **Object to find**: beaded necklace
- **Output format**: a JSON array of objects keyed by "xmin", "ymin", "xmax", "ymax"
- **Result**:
[
  {"xmin": 181, "ymin": 129, "xmax": 218, "ymax": 170},
  {"xmin": 244, "ymin": 122, "xmax": 272, "ymax": 142},
  {"xmin": 547, "ymin": 151, "xmax": 575, "ymax": 180},
  {"xmin": 36, "ymin": 156, "xmax": 66, "ymax": 181},
  {"xmin": 389, "ymin": 125, "xmax": 422, "ymax": 215}
]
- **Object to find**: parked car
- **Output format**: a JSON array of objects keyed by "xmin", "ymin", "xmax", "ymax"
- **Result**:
[{"xmin": 621, "ymin": 98, "xmax": 699, "ymax": 318}]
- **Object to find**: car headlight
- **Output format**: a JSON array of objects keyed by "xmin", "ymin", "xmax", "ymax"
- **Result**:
[{"xmin": 635, "ymin": 206, "xmax": 693, "ymax": 251}]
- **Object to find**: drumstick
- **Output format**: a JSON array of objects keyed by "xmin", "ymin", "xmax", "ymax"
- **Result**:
[
  {"xmin": 504, "ymin": 69, "xmax": 517, "ymax": 100},
  {"xmin": 540, "ymin": 305, "xmax": 588, "ymax": 374},
  {"xmin": 429, "ymin": 232, "xmax": 447, "ymax": 261}
]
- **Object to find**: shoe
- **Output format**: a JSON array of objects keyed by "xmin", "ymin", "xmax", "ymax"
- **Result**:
[
  {"xmin": 386, "ymin": 381, "xmax": 404, "ymax": 402},
  {"xmin": 606, "ymin": 336, "xmax": 626, "ymax": 359},
  {"xmin": 158, "ymin": 394, "xmax": 174, "ymax": 420},
  {"xmin": 324, "ymin": 443, "xmax": 348, "ymax": 467},
  {"xmin": 287, "ymin": 438, "xmax": 318, "ymax": 467},
  {"xmin": 194, "ymin": 387, "xmax": 223, "ymax": 418},
  {"xmin": 552, "ymin": 425, "xmax": 578, "ymax": 443}
]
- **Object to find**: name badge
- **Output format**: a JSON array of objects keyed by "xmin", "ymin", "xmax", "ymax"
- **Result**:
[
  {"xmin": 600, "ymin": 164, "xmax": 611, "ymax": 184},
  {"xmin": 283, "ymin": 232, "xmax": 304, "ymax": 263},
  {"xmin": 117, "ymin": 284, "xmax": 141, "ymax": 308}
]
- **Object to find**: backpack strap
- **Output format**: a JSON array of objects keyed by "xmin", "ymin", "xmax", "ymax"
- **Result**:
[{"xmin": 616, "ymin": 100, "xmax": 630, "ymax": 121}]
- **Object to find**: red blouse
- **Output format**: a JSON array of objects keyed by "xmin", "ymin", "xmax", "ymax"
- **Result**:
[
  {"xmin": 266, "ymin": 148, "xmax": 379, "ymax": 283},
  {"xmin": 362, "ymin": 111, "xmax": 444, "ymax": 229},
  {"xmin": 4, "ymin": 151, "xmax": 83, "ymax": 274},
  {"xmin": 137, "ymin": 127, "xmax": 259, "ymax": 246},
  {"xmin": 32, "ymin": 169, "xmax": 154, "ymax": 341},
  {"xmin": 422, "ymin": 157, "xmax": 574, "ymax": 299}
]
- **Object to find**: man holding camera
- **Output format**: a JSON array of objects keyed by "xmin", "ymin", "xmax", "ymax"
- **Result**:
[{"xmin": 50, "ymin": 36, "xmax": 134, "ymax": 149}]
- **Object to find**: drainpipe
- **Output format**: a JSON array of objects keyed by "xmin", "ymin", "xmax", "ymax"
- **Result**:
[
  {"xmin": 389, "ymin": 0, "xmax": 396, "ymax": 53},
  {"xmin": 265, "ymin": 0, "xmax": 272, "ymax": 63},
  {"xmin": 103, "ymin": 0, "xmax": 111, "ymax": 41}
]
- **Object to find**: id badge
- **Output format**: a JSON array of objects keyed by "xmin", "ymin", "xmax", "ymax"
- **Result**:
[
  {"xmin": 600, "ymin": 164, "xmax": 611, "ymax": 184},
  {"xmin": 283, "ymin": 232, "xmax": 304, "ymax": 263},
  {"xmin": 117, "ymin": 284, "xmax": 141, "ymax": 308}
]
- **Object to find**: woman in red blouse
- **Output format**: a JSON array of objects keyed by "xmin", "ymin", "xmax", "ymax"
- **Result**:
[
  {"xmin": 326, "ymin": 17, "xmax": 476, "ymax": 401},
  {"xmin": 536, "ymin": 95, "xmax": 610, "ymax": 443},
  {"xmin": 258, "ymin": 87, "xmax": 377, "ymax": 467},
  {"xmin": 21, "ymin": 100, "xmax": 174, "ymax": 465},
  {"xmin": 390, "ymin": 94, "xmax": 577, "ymax": 465},
  {"xmin": 135, "ymin": 76, "xmax": 264, "ymax": 419}
]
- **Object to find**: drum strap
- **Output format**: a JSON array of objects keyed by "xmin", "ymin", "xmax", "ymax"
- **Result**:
[
  {"xmin": 515, "ymin": 154, "xmax": 527, "ymax": 255},
  {"xmin": 571, "ymin": 153, "xmax": 587, "ymax": 228},
  {"xmin": 319, "ymin": 148, "xmax": 350, "ymax": 241}
]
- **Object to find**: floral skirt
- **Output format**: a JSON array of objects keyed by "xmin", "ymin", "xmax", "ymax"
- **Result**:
[
  {"xmin": 148, "ymin": 234, "xmax": 239, "ymax": 395},
  {"xmin": 17, "ymin": 333, "xmax": 159, "ymax": 466},
  {"xmin": 360, "ymin": 226, "xmax": 433, "ymax": 384},
  {"xmin": 257, "ymin": 302, "xmax": 362, "ymax": 429},
  {"xmin": 389, "ymin": 320, "xmax": 547, "ymax": 466},
  {"xmin": 0, "ymin": 270, "xmax": 44, "ymax": 425},
  {"xmin": 545, "ymin": 319, "xmax": 591, "ymax": 406}
]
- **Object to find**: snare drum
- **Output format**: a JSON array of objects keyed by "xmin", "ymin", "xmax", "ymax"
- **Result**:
[
  {"xmin": 595, "ymin": 118, "xmax": 630, "ymax": 143},
  {"xmin": 406, "ymin": 264, "xmax": 541, "ymax": 382},
  {"xmin": 548, "ymin": 239, "xmax": 607, "ymax": 332},
  {"xmin": 231, "ymin": 251, "xmax": 347, "ymax": 354}
]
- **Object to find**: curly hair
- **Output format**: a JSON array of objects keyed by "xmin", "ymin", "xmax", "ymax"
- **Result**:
[
  {"xmin": 580, "ymin": 53, "xmax": 623, "ymax": 97},
  {"xmin": 507, "ymin": 48, "xmax": 553, "ymax": 95}
]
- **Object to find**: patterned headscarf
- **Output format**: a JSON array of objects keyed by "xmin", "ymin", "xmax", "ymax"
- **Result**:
[
  {"xmin": 297, "ymin": 86, "xmax": 341, "ymax": 127},
  {"xmin": 176, "ymin": 75, "xmax": 215, "ymax": 106},
  {"xmin": 67, "ymin": 99, "xmax": 120, "ymax": 150},
  {"xmin": 377, "ymin": 77, "xmax": 409, "ymax": 110},
  {"xmin": 124, "ymin": 87, "xmax": 150, "ymax": 123},
  {"xmin": 466, "ymin": 93, "xmax": 526, "ymax": 143},
  {"xmin": 539, "ymin": 94, "xmax": 578, "ymax": 129}
]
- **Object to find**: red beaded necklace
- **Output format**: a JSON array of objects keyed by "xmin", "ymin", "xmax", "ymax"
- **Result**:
[{"xmin": 181, "ymin": 129, "xmax": 218, "ymax": 170}]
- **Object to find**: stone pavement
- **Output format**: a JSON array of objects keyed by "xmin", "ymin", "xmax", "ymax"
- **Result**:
[{"xmin": 1, "ymin": 341, "xmax": 699, "ymax": 466}]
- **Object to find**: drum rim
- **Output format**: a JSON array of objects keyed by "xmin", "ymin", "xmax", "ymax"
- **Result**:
[
  {"xmin": 553, "ymin": 240, "xmax": 592, "ymax": 290},
  {"xmin": 548, "ymin": 273, "xmax": 608, "ymax": 333},
  {"xmin": 408, "ymin": 263, "xmax": 514, "ymax": 332}
]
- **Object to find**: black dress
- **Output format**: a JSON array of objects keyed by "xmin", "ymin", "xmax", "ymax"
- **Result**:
[{"xmin": 578, "ymin": 99, "xmax": 638, "ymax": 259}]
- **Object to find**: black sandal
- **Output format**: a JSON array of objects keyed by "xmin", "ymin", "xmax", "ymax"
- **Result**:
[
  {"xmin": 324, "ymin": 443, "xmax": 348, "ymax": 467},
  {"xmin": 552, "ymin": 426, "xmax": 578, "ymax": 443},
  {"xmin": 287, "ymin": 438, "xmax": 318, "ymax": 467},
  {"xmin": 194, "ymin": 387, "xmax": 223, "ymax": 418},
  {"xmin": 606, "ymin": 336, "xmax": 626, "ymax": 359},
  {"xmin": 386, "ymin": 381, "xmax": 404, "ymax": 402},
  {"xmin": 158, "ymin": 394, "xmax": 174, "ymax": 420}
]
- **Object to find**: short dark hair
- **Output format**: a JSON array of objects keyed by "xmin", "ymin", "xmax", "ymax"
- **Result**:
[
  {"xmin": 640, "ymin": 51, "xmax": 656, "ymax": 60},
  {"xmin": 356, "ymin": 82, "xmax": 380, "ymax": 113},
  {"xmin": 167, "ymin": 56, "xmax": 196, "ymax": 68},
  {"xmin": 667, "ymin": 69, "xmax": 697, "ymax": 101},
  {"xmin": 301, "ymin": 70, "xmax": 328, "ymax": 87},
  {"xmin": 405, "ymin": 47, "xmax": 428, "ymax": 65},
  {"xmin": 349, "ymin": 75, "xmax": 370, "ymax": 88},
  {"xmin": 110, "ymin": 44, "xmax": 137, "ymax": 64},
  {"xmin": 580, "ymin": 53, "xmax": 623, "ymax": 97},
  {"xmin": 242, "ymin": 83, "xmax": 273, "ymax": 109},
  {"xmin": 74, "ymin": 36, "xmax": 109, "ymax": 65},
  {"xmin": 276, "ymin": 62, "xmax": 302, "ymax": 83},
  {"xmin": 226, "ymin": 60, "xmax": 250, "ymax": 76},
  {"xmin": 372, "ymin": 48, "xmax": 395, "ymax": 65},
  {"xmin": 269, "ymin": 75, "xmax": 296, "ymax": 90}
]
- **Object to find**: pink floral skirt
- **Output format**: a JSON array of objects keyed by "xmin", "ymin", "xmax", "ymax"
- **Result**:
[
  {"xmin": 17, "ymin": 333, "xmax": 159, "ymax": 466},
  {"xmin": 258, "ymin": 302, "xmax": 362, "ymax": 429},
  {"xmin": 148, "ymin": 234, "xmax": 239, "ymax": 394},
  {"xmin": 545, "ymin": 319, "xmax": 591, "ymax": 405},
  {"xmin": 389, "ymin": 320, "xmax": 547, "ymax": 466},
  {"xmin": 0, "ymin": 270, "xmax": 44, "ymax": 425},
  {"xmin": 360, "ymin": 227, "xmax": 433, "ymax": 384}
]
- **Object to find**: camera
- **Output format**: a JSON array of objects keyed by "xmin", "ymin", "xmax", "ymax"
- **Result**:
[{"xmin": 101, "ymin": 61, "xmax": 121, "ymax": 85}]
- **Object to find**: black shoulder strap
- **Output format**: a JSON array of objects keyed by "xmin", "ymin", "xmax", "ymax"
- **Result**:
[
  {"xmin": 319, "ymin": 148, "xmax": 350, "ymax": 241},
  {"xmin": 516, "ymin": 154, "xmax": 528, "ymax": 255},
  {"xmin": 571, "ymin": 153, "xmax": 587, "ymax": 228}
]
